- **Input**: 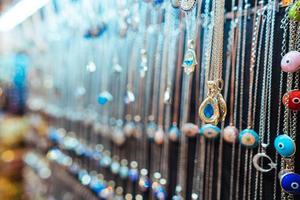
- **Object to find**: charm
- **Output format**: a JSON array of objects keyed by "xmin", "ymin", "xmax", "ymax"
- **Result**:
[
  {"xmin": 128, "ymin": 161, "xmax": 139, "ymax": 182},
  {"xmin": 99, "ymin": 151, "xmax": 112, "ymax": 168},
  {"xmin": 288, "ymin": 1, "xmax": 300, "ymax": 21},
  {"xmin": 181, "ymin": 123, "xmax": 199, "ymax": 137},
  {"xmin": 279, "ymin": 170, "xmax": 300, "ymax": 195},
  {"xmin": 154, "ymin": 126, "xmax": 165, "ymax": 145},
  {"xmin": 164, "ymin": 87, "xmax": 172, "ymax": 104},
  {"xmin": 112, "ymin": 127, "xmax": 126, "ymax": 146},
  {"xmin": 168, "ymin": 125, "xmax": 181, "ymax": 142},
  {"xmin": 123, "ymin": 121, "xmax": 136, "ymax": 137},
  {"xmin": 97, "ymin": 91, "xmax": 113, "ymax": 105},
  {"xmin": 138, "ymin": 169, "xmax": 151, "ymax": 192},
  {"xmin": 146, "ymin": 122, "xmax": 157, "ymax": 139},
  {"xmin": 239, "ymin": 129, "xmax": 260, "ymax": 148},
  {"xmin": 199, "ymin": 80, "xmax": 227, "ymax": 125},
  {"xmin": 182, "ymin": 40, "xmax": 198, "ymax": 75},
  {"xmin": 180, "ymin": 0, "xmax": 197, "ymax": 11},
  {"xmin": 281, "ymin": 51, "xmax": 300, "ymax": 73},
  {"xmin": 252, "ymin": 152, "xmax": 277, "ymax": 173},
  {"xmin": 124, "ymin": 89, "xmax": 135, "ymax": 104},
  {"xmin": 110, "ymin": 158, "xmax": 120, "ymax": 175},
  {"xmin": 199, "ymin": 124, "xmax": 221, "ymax": 139},
  {"xmin": 119, "ymin": 159, "xmax": 129, "ymax": 179},
  {"xmin": 274, "ymin": 134, "xmax": 296, "ymax": 157},
  {"xmin": 223, "ymin": 125, "xmax": 238, "ymax": 143},
  {"xmin": 86, "ymin": 61, "xmax": 97, "ymax": 72},
  {"xmin": 282, "ymin": 90, "xmax": 300, "ymax": 111}
]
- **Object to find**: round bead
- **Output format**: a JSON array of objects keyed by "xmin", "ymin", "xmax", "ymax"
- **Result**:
[
  {"xmin": 274, "ymin": 134, "xmax": 296, "ymax": 157},
  {"xmin": 223, "ymin": 126, "xmax": 238, "ymax": 143},
  {"xmin": 154, "ymin": 128, "xmax": 165, "ymax": 145},
  {"xmin": 199, "ymin": 124, "xmax": 221, "ymax": 139},
  {"xmin": 128, "ymin": 168, "xmax": 139, "ymax": 182},
  {"xmin": 182, "ymin": 123, "xmax": 199, "ymax": 137},
  {"xmin": 239, "ymin": 129, "xmax": 259, "ymax": 148},
  {"xmin": 119, "ymin": 166, "xmax": 129, "ymax": 179},
  {"xmin": 288, "ymin": 1, "xmax": 300, "ymax": 22},
  {"xmin": 123, "ymin": 122, "xmax": 136, "ymax": 137},
  {"xmin": 282, "ymin": 90, "xmax": 300, "ymax": 111},
  {"xmin": 279, "ymin": 171, "xmax": 300, "ymax": 195},
  {"xmin": 168, "ymin": 125, "xmax": 181, "ymax": 142},
  {"xmin": 110, "ymin": 161, "xmax": 120, "ymax": 174},
  {"xmin": 281, "ymin": 51, "xmax": 300, "ymax": 73}
]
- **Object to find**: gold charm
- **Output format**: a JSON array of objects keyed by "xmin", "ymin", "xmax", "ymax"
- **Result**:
[
  {"xmin": 198, "ymin": 80, "xmax": 227, "ymax": 125},
  {"xmin": 182, "ymin": 40, "xmax": 197, "ymax": 75}
]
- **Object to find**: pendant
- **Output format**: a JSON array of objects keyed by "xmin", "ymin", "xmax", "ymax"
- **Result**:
[
  {"xmin": 279, "ymin": 170, "xmax": 300, "ymax": 195},
  {"xmin": 168, "ymin": 125, "xmax": 181, "ymax": 142},
  {"xmin": 123, "ymin": 121, "xmax": 136, "ymax": 137},
  {"xmin": 182, "ymin": 40, "xmax": 198, "ymax": 75},
  {"xmin": 288, "ymin": 1, "xmax": 300, "ymax": 22},
  {"xmin": 181, "ymin": 123, "xmax": 199, "ymax": 137},
  {"xmin": 239, "ymin": 129, "xmax": 260, "ymax": 148},
  {"xmin": 119, "ymin": 159, "xmax": 129, "ymax": 179},
  {"xmin": 97, "ymin": 91, "xmax": 113, "ymax": 105},
  {"xmin": 252, "ymin": 152, "xmax": 277, "ymax": 173},
  {"xmin": 274, "ymin": 134, "xmax": 296, "ymax": 158},
  {"xmin": 110, "ymin": 158, "xmax": 120, "ymax": 175},
  {"xmin": 223, "ymin": 125, "xmax": 239, "ymax": 143},
  {"xmin": 282, "ymin": 90, "xmax": 300, "ymax": 111},
  {"xmin": 138, "ymin": 169, "xmax": 151, "ymax": 192},
  {"xmin": 128, "ymin": 161, "xmax": 139, "ymax": 182},
  {"xmin": 199, "ymin": 124, "xmax": 221, "ymax": 139},
  {"xmin": 180, "ymin": 0, "xmax": 197, "ymax": 11},
  {"xmin": 199, "ymin": 80, "xmax": 227, "ymax": 125},
  {"xmin": 154, "ymin": 126, "xmax": 165, "ymax": 145},
  {"xmin": 146, "ymin": 122, "xmax": 157, "ymax": 140},
  {"xmin": 281, "ymin": 51, "xmax": 300, "ymax": 73}
]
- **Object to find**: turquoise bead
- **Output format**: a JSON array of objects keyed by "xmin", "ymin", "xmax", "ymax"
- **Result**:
[{"xmin": 274, "ymin": 134, "xmax": 296, "ymax": 158}]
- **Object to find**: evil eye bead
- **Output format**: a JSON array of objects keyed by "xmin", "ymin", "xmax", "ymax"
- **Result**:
[
  {"xmin": 279, "ymin": 171, "xmax": 300, "ymax": 195},
  {"xmin": 97, "ymin": 91, "xmax": 113, "ymax": 105},
  {"xmin": 182, "ymin": 123, "xmax": 199, "ymax": 137},
  {"xmin": 223, "ymin": 126, "xmax": 238, "ymax": 143},
  {"xmin": 239, "ymin": 129, "xmax": 259, "ymax": 148},
  {"xmin": 168, "ymin": 125, "xmax": 181, "ymax": 142},
  {"xmin": 289, "ymin": 1, "xmax": 300, "ymax": 22},
  {"xmin": 274, "ymin": 134, "xmax": 296, "ymax": 157},
  {"xmin": 282, "ymin": 90, "xmax": 300, "ymax": 111},
  {"xmin": 199, "ymin": 124, "xmax": 221, "ymax": 139},
  {"xmin": 281, "ymin": 51, "xmax": 300, "ymax": 73}
]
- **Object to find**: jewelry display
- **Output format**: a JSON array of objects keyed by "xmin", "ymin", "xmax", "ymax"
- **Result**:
[{"xmin": 2, "ymin": 0, "xmax": 299, "ymax": 200}]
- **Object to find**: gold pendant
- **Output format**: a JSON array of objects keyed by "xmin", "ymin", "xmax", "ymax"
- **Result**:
[
  {"xmin": 182, "ymin": 40, "xmax": 197, "ymax": 75},
  {"xmin": 199, "ymin": 80, "xmax": 227, "ymax": 125}
]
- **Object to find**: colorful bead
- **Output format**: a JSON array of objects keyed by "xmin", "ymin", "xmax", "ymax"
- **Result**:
[
  {"xmin": 239, "ymin": 129, "xmax": 259, "ymax": 148},
  {"xmin": 146, "ymin": 122, "xmax": 157, "ymax": 139},
  {"xmin": 282, "ymin": 90, "xmax": 300, "ymax": 111},
  {"xmin": 274, "ymin": 134, "xmax": 296, "ymax": 157},
  {"xmin": 281, "ymin": 51, "xmax": 300, "ymax": 73},
  {"xmin": 199, "ymin": 124, "xmax": 221, "ymax": 139},
  {"xmin": 154, "ymin": 127, "xmax": 165, "ymax": 145},
  {"xmin": 288, "ymin": 1, "xmax": 300, "ymax": 21},
  {"xmin": 182, "ymin": 123, "xmax": 199, "ymax": 137},
  {"xmin": 119, "ymin": 165, "xmax": 129, "ymax": 179},
  {"xmin": 129, "ymin": 168, "xmax": 139, "ymax": 182},
  {"xmin": 97, "ymin": 91, "xmax": 113, "ymax": 105},
  {"xmin": 110, "ymin": 161, "xmax": 120, "ymax": 174},
  {"xmin": 223, "ymin": 126, "xmax": 239, "ymax": 143},
  {"xmin": 279, "ymin": 170, "xmax": 300, "ymax": 195},
  {"xmin": 182, "ymin": 40, "xmax": 197, "ymax": 74},
  {"xmin": 168, "ymin": 125, "xmax": 181, "ymax": 142},
  {"xmin": 123, "ymin": 122, "xmax": 136, "ymax": 137}
]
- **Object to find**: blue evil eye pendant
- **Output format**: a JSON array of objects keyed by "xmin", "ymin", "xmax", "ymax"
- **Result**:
[
  {"xmin": 274, "ymin": 134, "xmax": 296, "ymax": 157},
  {"xmin": 239, "ymin": 129, "xmax": 260, "ymax": 148},
  {"xmin": 128, "ymin": 161, "xmax": 139, "ymax": 182},
  {"xmin": 199, "ymin": 124, "xmax": 221, "ymax": 139},
  {"xmin": 97, "ymin": 91, "xmax": 113, "ymax": 105},
  {"xmin": 182, "ymin": 40, "xmax": 198, "ymax": 75},
  {"xmin": 168, "ymin": 125, "xmax": 181, "ymax": 142},
  {"xmin": 138, "ymin": 169, "xmax": 151, "ymax": 192},
  {"xmin": 199, "ymin": 80, "xmax": 227, "ymax": 125},
  {"xmin": 279, "ymin": 170, "xmax": 300, "ymax": 195}
]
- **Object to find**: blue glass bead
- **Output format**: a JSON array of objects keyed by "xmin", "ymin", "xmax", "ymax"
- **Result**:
[
  {"xmin": 204, "ymin": 104, "xmax": 214, "ymax": 118},
  {"xmin": 48, "ymin": 129, "xmax": 62, "ymax": 143},
  {"xmin": 154, "ymin": 186, "xmax": 167, "ymax": 200},
  {"xmin": 90, "ymin": 179, "xmax": 105, "ymax": 194},
  {"xmin": 274, "ymin": 134, "xmax": 296, "ymax": 157},
  {"xmin": 199, "ymin": 124, "xmax": 220, "ymax": 139},
  {"xmin": 139, "ymin": 177, "xmax": 151, "ymax": 191},
  {"xmin": 153, "ymin": 0, "xmax": 164, "ymax": 5},
  {"xmin": 97, "ymin": 91, "xmax": 113, "ymax": 105},
  {"xmin": 119, "ymin": 166, "xmax": 129, "ymax": 179},
  {"xmin": 239, "ymin": 129, "xmax": 259, "ymax": 148},
  {"xmin": 184, "ymin": 59, "xmax": 193, "ymax": 66},
  {"xmin": 280, "ymin": 171, "xmax": 300, "ymax": 195},
  {"xmin": 128, "ymin": 169, "xmax": 139, "ymax": 182},
  {"xmin": 69, "ymin": 163, "xmax": 80, "ymax": 175}
]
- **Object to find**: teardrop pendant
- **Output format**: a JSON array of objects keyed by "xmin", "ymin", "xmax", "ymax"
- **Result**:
[{"xmin": 182, "ymin": 40, "xmax": 197, "ymax": 75}]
